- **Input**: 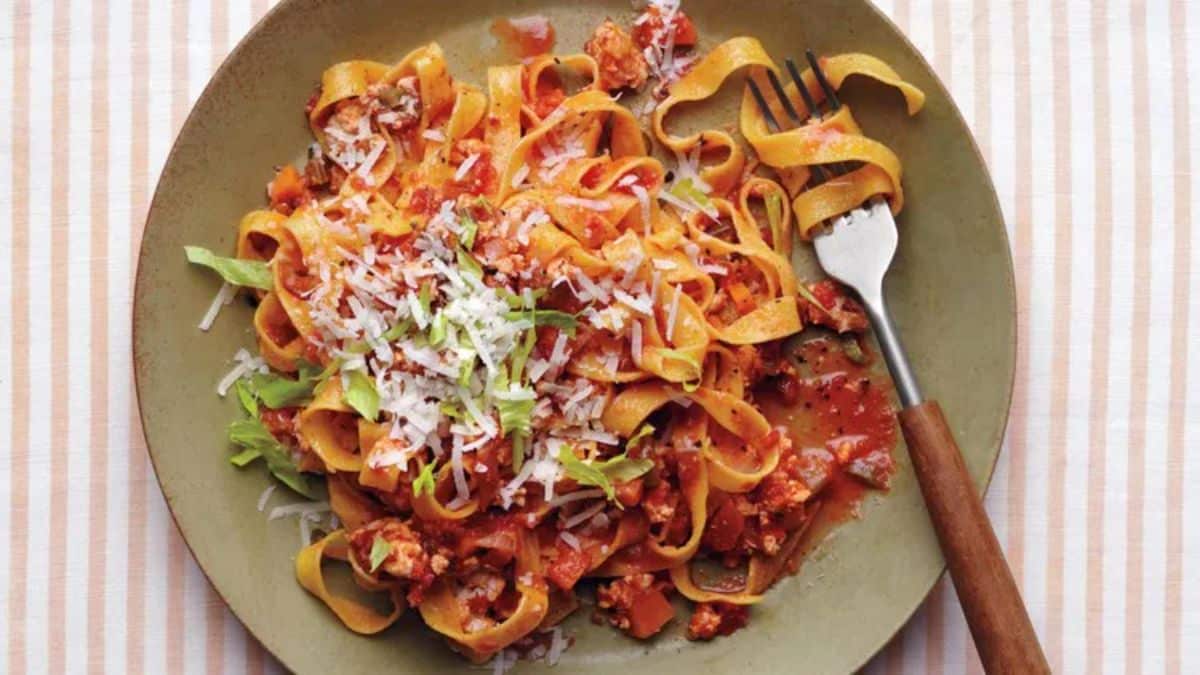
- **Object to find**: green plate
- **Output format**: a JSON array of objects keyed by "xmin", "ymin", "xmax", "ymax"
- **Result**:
[{"xmin": 133, "ymin": 0, "xmax": 1014, "ymax": 672}]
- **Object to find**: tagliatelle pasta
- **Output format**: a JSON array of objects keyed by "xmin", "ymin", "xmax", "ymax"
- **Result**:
[{"xmin": 188, "ymin": 3, "xmax": 921, "ymax": 663}]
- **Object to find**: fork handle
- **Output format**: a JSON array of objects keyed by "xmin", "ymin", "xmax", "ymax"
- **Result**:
[{"xmin": 899, "ymin": 401, "xmax": 1050, "ymax": 674}]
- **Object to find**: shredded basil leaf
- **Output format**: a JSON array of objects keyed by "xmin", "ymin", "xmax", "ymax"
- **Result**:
[
  {"xmin": 512, "ymin": 434, "xmax": 527, "ymax": 474},
  {"xmin": 368, "ymin": 535, "xmax": 392, "ymax": 573},
  {"xmin": 797, "ymin": 283, "xmax": 830, "ymax": 315},
  {"xmin": 456, "ymin": 247, "xmax": 483, "ymax": 278},
  {"xmin": 457, "ymin": 350, "xmax": 476, "ymax": 387},
  {"xmin": 626, "ymin": 423, "xmax": 655, "ymax": 448},
  {"xmin": 428, "ymin": 313, "xmax": 448, "ymax": 346},
  {"xmin": 412, "ymin": 461, "xmax": 437, "ymax": 497},
  {"xmin": 504, "ymin": 309, "xmax": 578, "ymax": 335},
  {"xmin": 234, "ymin": 380, "xmax": 259, "ymax": 417},
  {"xmin": 592, "ymin": 452, "xmax": 655, "ymax": 484},
  {"xmin": 345, "ymin": 320, "xmax": 413, "ymax": 355},
  {"xmin": 841, "ymin": 335, "xmax": 867, "ymax": 365},
  {"xmin": 556, "ymin": 446, "xmax": 653, "ymax": 503},
  {"xmin": 668, "ymin": 178, "xmax": 714, "ymax": 213},
  {"xmin": 229, "ymin": 448, "xmax": 262, "ymax": 467},
  {"xmin": 460, "ymin": 214, "xmax": 478, "ymax": 250},
  {"xmin": 184, "ymin": 246, "xmax": 272, "ymax": 290},
  {"xmin": 226, "ymin": 418, "xmax": 314, "ymax": 497},
  {"xmin": 765, "ymin": 191, "xmax": 787, "ymax": 254},
  {"xmin": 342, "ymin": 369, "xmax": 380, "ymax": 422},
  {"xmin": 497, "ymin": 395, "xmax": 535, "ymax": 436},
  {"xmin": 249, "ymin": 360, "xmax": 335, "ymax": 409},
  {"xmin": 418, "ymin": 282, "xmax": 433, "ymax": 317},
  {"xmin": 657, "ymin": 347, "xmax": 703, "ymax": 389},
  {"xmin": 557, "ymin": 445, "xmax": 614, "ymax": 500}
]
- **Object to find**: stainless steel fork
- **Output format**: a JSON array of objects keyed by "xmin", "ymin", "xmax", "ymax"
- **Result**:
[{"xmin": 749, "ymin": 51, "xmax": 1049, "ymax": 674}]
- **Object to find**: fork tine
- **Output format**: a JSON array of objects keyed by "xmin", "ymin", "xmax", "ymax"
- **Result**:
[
  {"xmin": 785, "ymin": 58, "xmax": 821, "ymax": 119},
  {"xmin": 805, "ymin": 49, "xmax": 841, "ymax": 111},
  {"xmin": 765, "ymin": 69, "xmax": 802, "ymax": 124},
  {"xmin": 746, "ymin": 78, "xmax": 782, "ymax": 133},
  {"xmin": 747, "ymin": 63, "xmax": 829, "ymax": 184}
]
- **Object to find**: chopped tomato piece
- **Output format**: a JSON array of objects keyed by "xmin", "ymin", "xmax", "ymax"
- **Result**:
[
  {"xmin": 726, "ymin": 281, "xmax": 756, "ymax": 315},
  {"xmin": 627, "ymin": 587, "xmax": 676, "ymax": 639},
  {"xmin": 584, "ymin": 19, "xmax": 649, "ymax": 91},
  {"xmin": 547, "ymin": 542, "xmax": 590, "ymax": 591},
  {"xmin": 702, "ymin": 494, "xmax": 745, "ymax": 552},
  {"xmin": 631, "ymin": 8, "xmax": 698, "ymax": 51},
  {"xmin": 267, "ymin": 164, "xmax": 308, "ymax": 214}
]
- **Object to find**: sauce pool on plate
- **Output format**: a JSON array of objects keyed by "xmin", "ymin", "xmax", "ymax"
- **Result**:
[{"xmin": 490, "ymin": 15, "xmax": 556, "ymax": 59}]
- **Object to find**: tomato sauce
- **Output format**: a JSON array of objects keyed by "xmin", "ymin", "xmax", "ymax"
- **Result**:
[
  {"xmin": 490, "ymin": 16, "xmax": 556, "ymax": 60},
  {"xmin": 758, "ymin": 336, "xmax": 898, "ymax": 549}
]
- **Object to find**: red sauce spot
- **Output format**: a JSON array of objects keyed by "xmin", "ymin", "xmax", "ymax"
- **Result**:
[
  {"xmin": 490, "ymin": 15, "xmax": 556, "ymax": 59},
  {"xmin": 759, "ymin": 337, "xmax": 898, "ymax": 544},
  {"xmin": 631, "ymin": 7, "xmax": 698, "ymax": 51}
]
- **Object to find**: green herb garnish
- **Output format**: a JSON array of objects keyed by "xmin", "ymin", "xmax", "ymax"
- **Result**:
[
  {"xmin": 368, "ymin": 535, "xmax": 392, "ymax": 573},
  {"xmin": 184, "ymin": 246, "xmax": 273, "ymax": 290},
  {"xmin": 412, "ymin": 461, "xmax": 438, "ymax": 497},
  {"xmin": 342, "ymin": 369, "xmax": 380, "ymax": 422},
  {"xmin": 556, "ymin": 445, "xmax": 654, "ymax": 503},
  {"xmin": 226, "ymin": 418, "xmax": 314, "ymax": 497}
]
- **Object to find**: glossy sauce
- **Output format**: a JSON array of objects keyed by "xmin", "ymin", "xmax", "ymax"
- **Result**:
[
  {"xmin": 490, "ymin": 16, "xmax": 556, "ymax": 60},
  {"xmin": 758, "ymin": 336, "xmax": 899, "ymax": 551}
]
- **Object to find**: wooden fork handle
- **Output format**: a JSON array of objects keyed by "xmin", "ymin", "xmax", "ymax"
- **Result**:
[{"xmin": 899, "ymin": 401, "xmax": 1049, "ymax": 674}]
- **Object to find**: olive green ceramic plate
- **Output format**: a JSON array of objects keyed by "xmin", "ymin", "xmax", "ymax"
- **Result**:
[{"xmin": 133, "ymin": 1, "xmax": 1014, "ymax": 672}]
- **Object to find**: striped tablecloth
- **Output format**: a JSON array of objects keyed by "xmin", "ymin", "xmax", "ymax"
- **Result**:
[{"xmin": 1, "ymin": 1, "xmax": 1195, "ymax": 673}]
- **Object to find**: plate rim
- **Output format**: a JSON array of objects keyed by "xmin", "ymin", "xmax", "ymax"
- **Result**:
[{"xmin": 131, "ymin": 0, "xmax": 1017, "ymax": 671}]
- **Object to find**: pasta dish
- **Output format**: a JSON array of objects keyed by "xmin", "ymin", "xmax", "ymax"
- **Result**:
[{"xmin": 185, "ymin": 2, "xmax": 924, "ymax": 665}]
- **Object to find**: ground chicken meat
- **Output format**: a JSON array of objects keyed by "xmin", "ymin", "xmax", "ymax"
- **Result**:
[
  {"xmin": 456, "ymin": 569, "xmax": 507, "ymax": 616},
  {"xmin": 800, "ymin": 280, "xmax": 869, "ymax": 333},
  {"xmin": 584, "ymin": 19, "xmax": 649, "ymax": 91},
  {"xmin": 595, "ymin": 573, "xmax": 676, "ymax": 639},
  {"xmin": 686, "ymin": 602, "xmax": 750, "ymax": 640},
  {"xmin": 349, "ymin": 518, "xmax": 432, "ymax": 582},
  {"xmin": 641, "ymin": 480, "xmax": 679, "ymax": 524}
]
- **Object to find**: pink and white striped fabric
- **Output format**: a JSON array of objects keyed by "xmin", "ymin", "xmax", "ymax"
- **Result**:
[{"xmin": 0, "ymin": 1, "xmax": 1196, "ymax": 673}]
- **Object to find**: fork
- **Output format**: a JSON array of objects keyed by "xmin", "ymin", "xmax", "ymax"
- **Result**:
[{"xmin": 749, "ymin": 52, "xmax": 1049, "ymax": 674}]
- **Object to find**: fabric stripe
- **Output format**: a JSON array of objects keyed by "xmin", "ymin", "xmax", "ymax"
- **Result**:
[
  {"xmin": 5, "ymin": 1, "xmax": 31, "ymax": 671},
  {"xmin": 1043, "ymin": 0, "xmax": 1074, "ymax": 669},
  {"xmin": 1164, "ymin": 1, "xmax": 1192, "ymax": 672},
  {"xmin": 1084, "ymin": 1, "xmax": 1113, "ymax": 672},
  {"xmin": 0, "ymin": 0, "xmax": 16, "ymax": 663},
  {"xmin": 87, "ymin": 0, "xmax": 112, "ymax": 670},
  {"xmin": 125, "ymin": 0, "xmax": 151, "ymax": 671},
  {"xmin": 47, "ymin": 0, "xmax": 73, "ymax": 673},
  {"xmin": 1124, "ymin": 2, "xmax": 1151, "ymax": 671}
]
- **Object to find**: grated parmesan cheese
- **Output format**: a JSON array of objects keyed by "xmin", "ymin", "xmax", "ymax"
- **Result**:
[
  {"xmin": 559, "ymin": 530, "xmax": 582, "ymax": 551},
  {"xmin": 454, "ymin": 153, "xmax": 481, "ymax": 181},
  {"xmin": 267, "ymin": 501, "xmax": 331, "ymax": 521},
  {"xmin": 631, "ymin": 184, "xmax": 652, "ymax": 236},
  {"xmin": 256, "ymin": 484, "xmax": 276, "ymax": 513},
  {"xmin": 563, "ymin": 501, "xmax": 607, "ymax": 529},
  {"xmin": 510, "ymin": 163, "xmax": 531, "ymax": 189},
  {"xmin": 555, "ymin": 195, "xmax": 612, "ymax": 212},
  {"xmin": 666, "ymin": 285, "xmax": 682, "ymax": 342},
  {"xmin": 548, "ymin": 488, "xmax": 606, "ymax": 508},
  {"xmin": 630, "ymin": 320, "xmax": 643, "ymax": 365},
  {"xmin": 198, "ymin": 282, "xmax": 236, "ymax": 331}
]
